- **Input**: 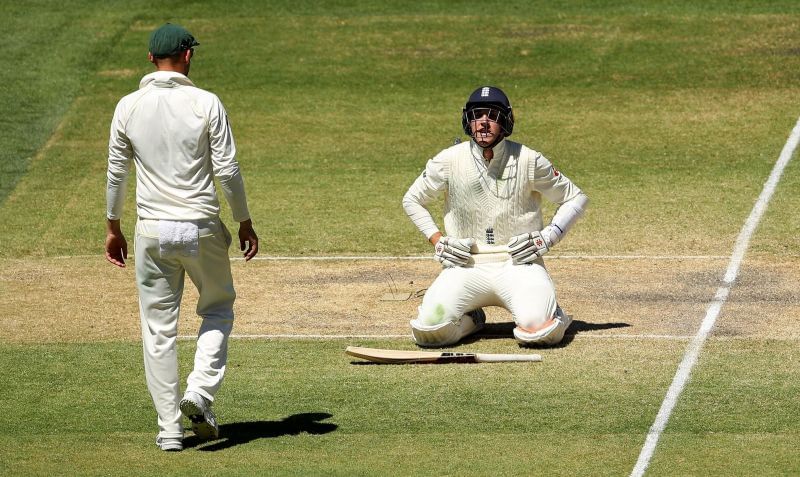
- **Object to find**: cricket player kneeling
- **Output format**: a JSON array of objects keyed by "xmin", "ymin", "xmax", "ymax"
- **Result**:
[{"xmin": 402, "ymin": 86, "xmax": 588, "ymax": 348}]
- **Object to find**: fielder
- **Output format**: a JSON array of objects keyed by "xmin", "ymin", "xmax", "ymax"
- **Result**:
[
  {"xmin": 403, "ymin": 86, "xmax": 588, "ymax": 347},
  {"xmin": 104, "ymin": 23, "xmax": 259, "ymax": 451}
]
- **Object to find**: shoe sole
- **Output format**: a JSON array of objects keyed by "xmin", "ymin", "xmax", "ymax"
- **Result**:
[
  {"xmin": 156, "ymin": 438, "xmax": 183, "ymax": 452},
  {"xmin": 179, "ymin": 398, "xmax": 219, "ymax": 440},
  {"xmin": 158, "ymin": 443, "xmax": 183, "ymax": 452}
]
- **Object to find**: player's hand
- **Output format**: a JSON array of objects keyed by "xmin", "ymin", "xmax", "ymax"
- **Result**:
[
  {"xmin": 105, "ymin": 220, "xmax": 128, "ymax": 268},
  {"xmin": 434, "ymin": 236, "xmax": 475, "ymax": 268},
  {"xmin": 508, "ymin": 229, "xmax": 554, "ymax": 265},
  {"xmin": 238, "ymin": 219, "xmax": 259, "ymax": 261}
]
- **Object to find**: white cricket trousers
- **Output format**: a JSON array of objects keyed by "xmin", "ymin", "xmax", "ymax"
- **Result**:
[
  {"xmin": 417, "ymin": 259, "xmax": 557, "ymax": 330},
  {"xmin": 135, "ymin": 218, "xmax": 235, "ymax": 439}
]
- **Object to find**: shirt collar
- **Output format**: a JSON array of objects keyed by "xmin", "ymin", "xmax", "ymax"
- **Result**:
[
  {"xmin": 470, "ymin": 137, "xmax": 507, "ymax": 160},
  {"xmin": 139, "ymin": 70, "xmax": 196, "ymax": 89}
]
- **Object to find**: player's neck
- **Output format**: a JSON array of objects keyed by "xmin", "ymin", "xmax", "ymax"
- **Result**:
[{"xmin": 482, "ymin": 148, "xmax": 494, "ymax": 161}]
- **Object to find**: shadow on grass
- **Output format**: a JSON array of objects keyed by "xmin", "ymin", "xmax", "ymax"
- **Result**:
[
  {"xmin": 467, "ymin": 318, "xmax": 631, "ymax": 348},
  {"xmin": 184, "ymin": 412, "xmax": 338, "ymax": 451}
]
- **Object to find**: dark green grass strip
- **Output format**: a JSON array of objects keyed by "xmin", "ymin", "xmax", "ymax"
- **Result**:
[{"xmin": 0, "ymin": 1, "xmax": 165, "ymax": 204}]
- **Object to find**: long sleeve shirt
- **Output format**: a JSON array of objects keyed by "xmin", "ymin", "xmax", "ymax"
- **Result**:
[
  {"xmin": 106, "ymin": 71, "xmax": 250, "ymax": 222},
  {"xmin": 402, "ymin": 139, "xmax": 588, "ymax": 246}
]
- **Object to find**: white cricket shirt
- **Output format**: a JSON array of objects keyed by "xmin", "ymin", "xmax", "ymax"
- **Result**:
[
  {"xmin": 403, "ymin": 139, "xmax": 587, "ymax": 245},
  {"xmin": 106, "ymin": 71, "xmax": 250, "ymax": 222}
]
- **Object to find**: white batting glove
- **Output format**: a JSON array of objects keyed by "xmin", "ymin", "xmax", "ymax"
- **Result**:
[
  {"xmin": 434, "ymin": 236, "xmax": 475, "ymax": 268},
  {"xmin": 540, "ymin": 225, "xmax": 562, "ymax": 247},
  {"xmin": 508, "ymin": 226, "xmax": 561, "ymax": 265}
]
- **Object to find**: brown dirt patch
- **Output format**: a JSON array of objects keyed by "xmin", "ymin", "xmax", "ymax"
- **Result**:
[{"xmin": 0, "ymin": 256, "xmax": 796, "ymax": 344}]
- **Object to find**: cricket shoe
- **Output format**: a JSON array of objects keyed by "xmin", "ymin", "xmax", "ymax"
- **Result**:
[
  {"xmin": 180, "ymin": 391, "xmax": 219, "ymax": 440},
  {"xmin": 155, "ymin": 436, "xmax": 183, "ymax": 452}
]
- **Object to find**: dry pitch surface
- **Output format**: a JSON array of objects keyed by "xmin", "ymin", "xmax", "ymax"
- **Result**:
[{"xmin": 2, "ymin": 255, "xmax": 797, "ymax": 344}]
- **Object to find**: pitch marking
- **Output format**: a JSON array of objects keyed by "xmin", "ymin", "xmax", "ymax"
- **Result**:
[
  {"xmin": 630, "ymin": 116, "xmax": 800, "ymax": 477},
  {"xmin": 178, "ymin": 333, "xmax": 698, "ymax": 340},
  {"xmin": 34, "ymin": 254, "xmax": 729, "ymax": 261},
  {"xmin": 232, "ymin": 254, "xmax": 727, "ymax": 261}
]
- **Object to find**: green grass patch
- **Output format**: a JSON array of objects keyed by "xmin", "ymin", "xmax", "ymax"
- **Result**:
[
  {"xmin": 3, "ymin": 338, "xmax": 795, "ymax": 475},
  {"xmin": 0, "ymin": 338, "xmax": 686, "ymax": 476},
  {"xmin": 646, "ymin": 339, "xmax": 800, "ymax": 475},
  {"xmin": 2, "ymin": 2, "xmax": 800, "ymax": 256}
]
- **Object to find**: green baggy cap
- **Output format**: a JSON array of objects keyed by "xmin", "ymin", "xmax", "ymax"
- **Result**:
[{"xmin": 149, "ymin": 23, "xmax": 199, "ymax": 57}]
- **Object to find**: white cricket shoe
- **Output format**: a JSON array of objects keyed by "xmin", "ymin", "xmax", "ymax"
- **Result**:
[
  {"xmin": 180, "ymin": 391, "xmax": 219, "ymax": 440},
  {"xmin": 155, "ymin": 436, "xmax": 183, "ymax": 452}
]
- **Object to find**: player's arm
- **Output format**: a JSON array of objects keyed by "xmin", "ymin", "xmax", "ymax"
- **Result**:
[
  {"xmin": 105, "ymin": 102, "xmax": 132, "ymax": 267},
  {"xmin": 508, "ymin": 152, "xmax": 588, "ymax": 264},
  {"xmin": 401, "ymin": 153, "xmax": 448, "ymax": 241},
  {"xmin": 532, "ymin": 152, "xmax": 589, "ymax": 246},
  {"xmin": 207, "ymin": 96, "xmax": 258, "ymax": 260},
  {"xmin": 402, "ymin": 152, "xmax": 474, "ymax": 267}
]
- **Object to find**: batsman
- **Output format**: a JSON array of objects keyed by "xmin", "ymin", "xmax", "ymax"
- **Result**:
[{"xmin": 403, "ymin": 86, "xmax": 589, "ymax": 347}]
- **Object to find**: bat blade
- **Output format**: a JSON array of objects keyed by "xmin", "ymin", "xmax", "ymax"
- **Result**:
[{"xmin": 345, "ymin": 346, "xmax": 541, "ymax": 364}]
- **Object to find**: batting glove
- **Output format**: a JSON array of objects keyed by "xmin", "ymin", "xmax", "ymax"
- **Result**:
[
  {"xmin": 434, "ymin": 236, "xmax": 475, "ymax": 268},
  {"xmin": 508, "ymin": 226, "xmax": 560, "ymax": 265},
  {"xmin": 540, "ymin": 225, "xmax": 562, "ymax": 247}
]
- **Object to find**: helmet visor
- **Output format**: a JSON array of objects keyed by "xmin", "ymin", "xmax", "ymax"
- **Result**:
[{"xmin": 466, "ymin": 107, "xmax": 504, "ymax": 123}]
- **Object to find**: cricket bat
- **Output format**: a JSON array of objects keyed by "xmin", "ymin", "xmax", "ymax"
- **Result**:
[{"xmin": 345, "ymin": 346, "xmax": 542, "ymax": 364}]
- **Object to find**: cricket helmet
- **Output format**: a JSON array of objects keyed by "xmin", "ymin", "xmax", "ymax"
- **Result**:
[{"xmin": 461, "ymin": 86, "xmax": 515, "ymax": 139}]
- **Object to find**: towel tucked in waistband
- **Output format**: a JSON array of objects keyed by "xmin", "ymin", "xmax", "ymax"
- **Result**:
[{"xmin": 158, "ymin": 221, "xmax": 199, "ymax": 258}]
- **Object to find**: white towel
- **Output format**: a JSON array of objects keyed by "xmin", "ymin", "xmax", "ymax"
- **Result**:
[{"xmin": 158, "ymin": 221, "xmax": 199, "ymax": 258}]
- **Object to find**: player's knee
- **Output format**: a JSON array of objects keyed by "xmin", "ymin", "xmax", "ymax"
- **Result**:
[
  {"xmin": 514, "ymin": 309, "xmax": 554, "ymax": 332},
  {"xmin": 410, "ymin": 307, "xmax": 485, "ymax": 348},
  {"xmin": 417, "ymin": 301, "xmax": 466, "ymax": 326},
  {"xmin": 513, "ymin": 290, "xmax": 557, "ymax": 331},
  {"xmin": 410, "ymin": 319, "xmax": 463, "ymax": 347},
  {"xmin": 514, "ymin": 306, "xmax": 571, "ymax": 347}
]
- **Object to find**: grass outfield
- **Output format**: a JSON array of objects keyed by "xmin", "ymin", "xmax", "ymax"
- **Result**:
[
  {"xmin": 1, "ymin": 1, "xmax": 800, "ymax": 475},
  {"xmin": 3, "ymin": 1, "xmax": 800, "ymax": 256},
  {"xmin": 0, "ymin": 339, "xmax": 797, "ymax": 475}
]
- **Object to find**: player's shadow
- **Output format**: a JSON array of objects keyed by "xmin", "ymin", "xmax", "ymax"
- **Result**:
[
  {"xmin": 183, "ymin": 412, "xmax": 338, "ymax": 451},
  {"xmin": 468, "ymin": 319, "xmax": 631, "ymax": 348}
]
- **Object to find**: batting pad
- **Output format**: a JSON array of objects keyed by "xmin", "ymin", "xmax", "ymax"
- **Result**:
[
  {"xmin": 410, "ymin": 314, "xmax": 484, "ymax": 348},
  {"xmin": 513, "ymin": 307, "xmax": 572, "ymax": 346}
]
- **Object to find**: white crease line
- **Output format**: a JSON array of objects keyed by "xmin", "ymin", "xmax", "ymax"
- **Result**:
[
  {"xmin": 630, "ymin": 116, "xmax": 800, "ymax": 477},
  {"xmin": 177, "ymin": 333, "xmax": 697, "ymax": 340},
  {"xmin": 28, "ymin": 254, "xmax": 729, "ymax": 261},
  {"xmin": 230, "ymin": 254, "xmax": 728, "ymax": 261},
  {"xmin": 176, "ymin": 333, "xmax": 800, "ymax": 341}
]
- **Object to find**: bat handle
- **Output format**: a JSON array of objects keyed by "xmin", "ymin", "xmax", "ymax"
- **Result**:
[{"xmin": 475, "ymin": 353, "xmax": 542, "ymax": 362}]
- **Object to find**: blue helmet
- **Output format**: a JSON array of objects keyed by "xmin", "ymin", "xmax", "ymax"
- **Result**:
[{"xmin": 461, "ymin": 86, "xmax": 515, "ymax": 139}]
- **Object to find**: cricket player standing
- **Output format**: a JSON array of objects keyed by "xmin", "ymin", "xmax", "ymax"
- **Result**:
[
  {"xmin": 104, "ymin": 23, "xmax": 259, "ymax": 451},
  {"xmin": 403, "ymin": 86, "xmax": 588, "ymax": 347}
]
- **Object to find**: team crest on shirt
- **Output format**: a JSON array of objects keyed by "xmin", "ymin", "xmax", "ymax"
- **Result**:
[{"xmin": 553, "ymin": 167, "xmax": 560, "ymax": 176}]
